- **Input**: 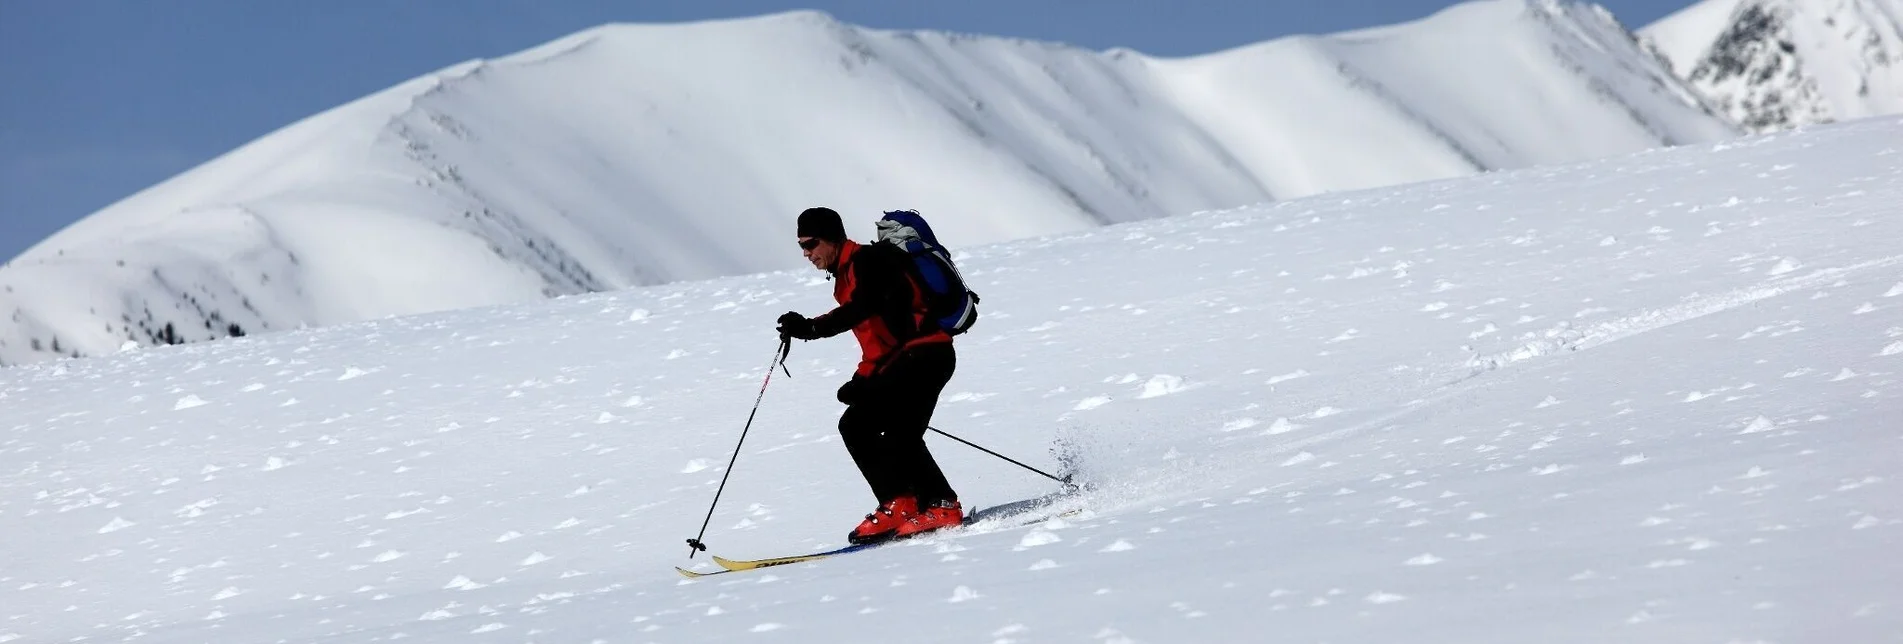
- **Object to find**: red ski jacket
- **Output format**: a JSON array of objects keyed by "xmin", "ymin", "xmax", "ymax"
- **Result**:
[{"xmin": 810, "ymin": 240, "xmax": 952, "ymax": 376}]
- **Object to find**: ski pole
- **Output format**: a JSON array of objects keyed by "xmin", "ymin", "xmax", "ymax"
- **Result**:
[
  {"xmin": 685, "ymin": 336, "xmax": 793, "ymax": 558},
  {"xmin": 927, "ymin": 425, "xmax": 1073, "ymax": 489}
]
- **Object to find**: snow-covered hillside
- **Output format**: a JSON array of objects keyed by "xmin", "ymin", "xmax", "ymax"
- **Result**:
[
  {"xmin": 3, "ymin": 111, "xmax": 1898, "ymax": 642},
  {"xmin": 0, "ymin": 0, "xmax": 1732, "ymax": 367},
  {"xmin": 1643, "ymin": 0, "xmax": 1903, "ymax": 133}
]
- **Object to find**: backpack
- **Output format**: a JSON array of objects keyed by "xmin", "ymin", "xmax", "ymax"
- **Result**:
[{"xmin": 874, "ymin": 210, "xmax": 980, "ymax": 336}]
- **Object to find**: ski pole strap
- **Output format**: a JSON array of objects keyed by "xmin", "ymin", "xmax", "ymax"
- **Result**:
[{"xmin": 776, "ymin": 334, "xmax": 793, "ymax": 377}]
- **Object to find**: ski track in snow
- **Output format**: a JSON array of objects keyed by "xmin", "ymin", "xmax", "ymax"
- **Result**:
[{"xmin": 0, "ymin": 118, "xmax": 1900, "ymax": 643}]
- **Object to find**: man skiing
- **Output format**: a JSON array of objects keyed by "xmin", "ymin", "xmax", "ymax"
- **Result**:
[{"xmin": 775, "ymin": 206, "xmax": 963, "ymax": 544}]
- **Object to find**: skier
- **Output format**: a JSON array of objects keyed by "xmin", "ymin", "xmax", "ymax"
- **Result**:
[{"xmin": 775, "ymin": 206, "xmax": 963, "ymax": 544}]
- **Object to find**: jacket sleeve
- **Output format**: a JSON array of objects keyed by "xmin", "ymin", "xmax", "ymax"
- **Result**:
[{"xmin": 810, "ymin": 248, "xmax": 901, "ymax": 337}]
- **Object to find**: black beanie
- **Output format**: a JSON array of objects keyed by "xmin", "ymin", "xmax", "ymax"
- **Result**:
[{"xmin": 797, "ymin": 207, "xmax": 846, "ymax": 242}]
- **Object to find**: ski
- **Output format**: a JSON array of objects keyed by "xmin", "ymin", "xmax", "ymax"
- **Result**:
[
  {"xmin": 675, "ymin": 494, "xmax": 1084, "ymax": 579},
  {"xmin": 713, "ymin": 543, "xmax": 877, "ymax": 571},
  {"xmin": 674, "ymin": 543, "xmax": 874, "ymax": 579}
]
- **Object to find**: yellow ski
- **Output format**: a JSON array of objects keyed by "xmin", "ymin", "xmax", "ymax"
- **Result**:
[{"xmin": 712, "ymin": 544, "xmax": 877, "ymax": 571}]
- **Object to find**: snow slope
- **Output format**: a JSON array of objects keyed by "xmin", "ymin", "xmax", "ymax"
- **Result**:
[
  {"xmin": 0, "ymin": 0, "xmax": 1733, "ymax": 367},
  {"xmin": 1643, "ymin": 0, "xmax": 1903, "ymax": 132},
  {"xmin": 3, "ymin": 112, "xmax": 1898, "ymax": 643}
]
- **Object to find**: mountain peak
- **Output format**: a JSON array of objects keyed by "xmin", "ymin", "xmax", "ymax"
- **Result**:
[
  {"xmin": 0, "ymin": 1, "xmax": 1733, "ymax": 367},
  {"xmin": 1643, "ymin": 0, "xmax": 1903, "ymax": 132}
]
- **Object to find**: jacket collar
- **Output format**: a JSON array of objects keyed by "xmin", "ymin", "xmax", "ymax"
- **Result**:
[{"xmin": 829, "ymin": 239, "xmax": 861, "ymax": 277}]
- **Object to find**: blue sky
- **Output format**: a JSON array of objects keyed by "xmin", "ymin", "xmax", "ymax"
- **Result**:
[{"xmin": 0, "ymin": 0, "xmax": 1691, "ymax": 262}]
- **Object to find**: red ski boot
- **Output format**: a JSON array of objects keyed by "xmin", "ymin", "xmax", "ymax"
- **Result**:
[
  {"xmin": 895, "ymin": 499, "xmax": 963, "ymax": 539},
  {"xmin": 848, "ymin": 496, "xmax": 918, "ymax": 545}
]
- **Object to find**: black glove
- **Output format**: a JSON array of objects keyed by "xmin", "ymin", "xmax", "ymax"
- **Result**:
[
  {"xmin": 836, "ymin": 377, "xmax": 872, "ymax": 405},
  {"xmin": 776, "ymin": 311, "xmax": 818, "ymax": 340}
]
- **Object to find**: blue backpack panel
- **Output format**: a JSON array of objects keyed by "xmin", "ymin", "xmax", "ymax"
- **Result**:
[{"xmin": 875, "ymin": 210, "xmax": 979, "ymax": 336}]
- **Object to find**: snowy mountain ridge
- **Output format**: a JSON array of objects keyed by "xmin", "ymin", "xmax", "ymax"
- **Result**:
[
  {"xmin": 1642, "ymin": 0, "xmax": 1903, "ymax": 133},
  {"xmin": 2, "ymin": 112, "xmax": 1898, "ymax": 644},
  {"xmin": 0, "ymin": 0, "xmax": 1732, "ymax": 367}
]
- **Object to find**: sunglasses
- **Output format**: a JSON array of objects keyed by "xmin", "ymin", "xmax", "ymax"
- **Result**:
[{"xmin": 798, "ymin": 238, "xmax": 823, "ymax": 251}]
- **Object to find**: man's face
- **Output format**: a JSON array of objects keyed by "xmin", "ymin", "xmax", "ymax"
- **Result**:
[{"xmin": 799, "ymin": 236, "xmax": 838, "ymax": 271}]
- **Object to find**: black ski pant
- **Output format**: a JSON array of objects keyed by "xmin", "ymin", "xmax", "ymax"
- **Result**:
[{"xmin": 837, "ymin": 342, "xmax": 957, "ymax": 507}]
